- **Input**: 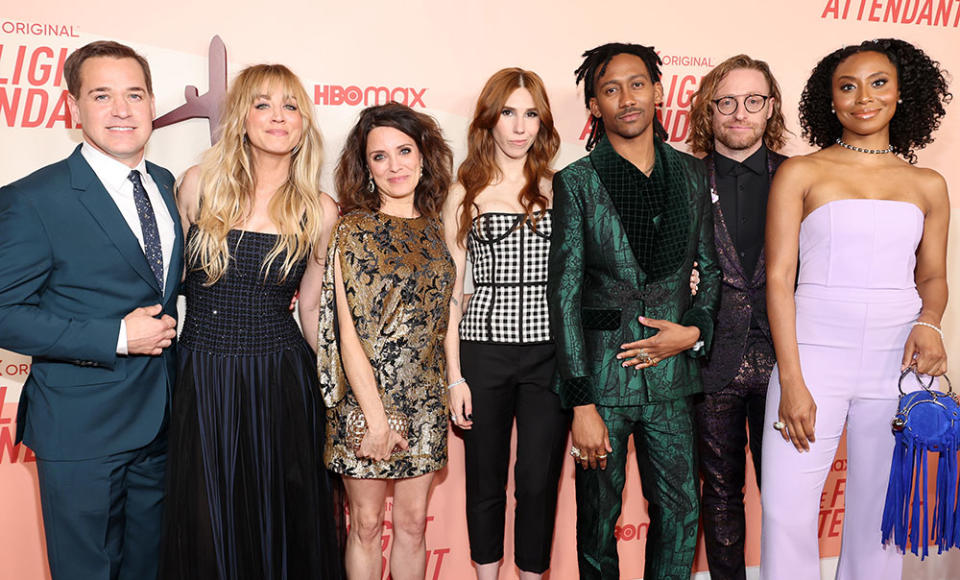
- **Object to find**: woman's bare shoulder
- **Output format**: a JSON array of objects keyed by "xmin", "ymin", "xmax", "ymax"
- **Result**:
[{"xmin": 176, "ymin": 165, "xmax": 203, "ymax": 221}]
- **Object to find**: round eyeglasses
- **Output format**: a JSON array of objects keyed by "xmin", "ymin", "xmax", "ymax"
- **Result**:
[{"xmin": 711, "ymin": 94, "xmax": 770, "ymax": 115}]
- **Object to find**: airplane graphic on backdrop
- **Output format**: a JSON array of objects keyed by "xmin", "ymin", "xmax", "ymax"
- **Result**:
[{"xmin": 153, "ymin": 35, "xmax": 227, "ymax": 144}]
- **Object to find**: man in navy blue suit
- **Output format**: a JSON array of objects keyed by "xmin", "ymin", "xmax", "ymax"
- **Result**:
[{"xmin": 0, "ymin": 41, "xmax": 183, "ymax": 580}]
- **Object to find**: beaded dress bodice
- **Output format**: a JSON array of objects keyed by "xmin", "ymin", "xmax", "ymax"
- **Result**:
[{"xmin": 179, "ymin": 226, "xmax": 307, "ymax": 356}]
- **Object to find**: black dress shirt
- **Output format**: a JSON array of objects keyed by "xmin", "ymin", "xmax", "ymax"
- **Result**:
[{"xmin": 714, "ymin": 146, "xmax": 769, "ymax": 280}]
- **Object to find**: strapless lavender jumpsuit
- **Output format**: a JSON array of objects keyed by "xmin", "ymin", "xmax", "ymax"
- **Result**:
[{"xmin": 760, "ymin": 199, "xmax": 927, "ymax": 580}]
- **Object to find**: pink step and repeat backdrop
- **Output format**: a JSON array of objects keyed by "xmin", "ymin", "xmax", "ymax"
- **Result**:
[{"xmin": 1, "ymin": 1, "xmax": 959, "ymax": 578}]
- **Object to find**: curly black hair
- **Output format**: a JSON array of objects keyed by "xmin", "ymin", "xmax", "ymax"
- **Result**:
[
  {"xmin": 799, "ymin": 38, "xmax": 951, "ymax": 164},
  {"xmin": 575, "ymin": 42, "xmax": 667, "ymax": 151}
]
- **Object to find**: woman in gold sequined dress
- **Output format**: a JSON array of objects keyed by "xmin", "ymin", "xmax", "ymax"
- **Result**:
[{"xmin": 317, "ymin": 103, "xmax": 455, "ymax": 580}]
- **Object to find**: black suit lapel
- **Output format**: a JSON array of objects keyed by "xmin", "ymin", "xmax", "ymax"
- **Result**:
[{"xmin": 68, "ymin": 148, "xmax": 162, "ymax": 294}]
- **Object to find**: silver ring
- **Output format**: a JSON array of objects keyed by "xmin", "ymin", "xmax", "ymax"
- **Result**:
[
  {"xmin": 773, "ymin": 421, "xmax": 786, "ymax": 431},
  {"xmin": 638, "ymin": 350, "xmax": 651, "ymax": 364},
  {"xmin": 451, "ymin": 413, "xmax": 458, "ymax": 421},
  {"xmin": 569, "ymin": 445, "xmax": 582, "ymax": 459}
]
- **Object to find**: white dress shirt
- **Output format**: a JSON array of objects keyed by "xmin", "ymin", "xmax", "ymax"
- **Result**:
[{"xmin": 81, "ymin": 143, "xmax": 176, "ymax": 354}]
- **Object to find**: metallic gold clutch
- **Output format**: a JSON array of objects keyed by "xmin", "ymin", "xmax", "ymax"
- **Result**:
[{"xmin": 345, "ymin": 407, "xmax": 410, "ymax": 455}]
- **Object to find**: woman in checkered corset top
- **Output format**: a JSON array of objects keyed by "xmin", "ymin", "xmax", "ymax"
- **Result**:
[{"xmin": 441, "ymin": 69, "xmax": 570, "ymax": 580}]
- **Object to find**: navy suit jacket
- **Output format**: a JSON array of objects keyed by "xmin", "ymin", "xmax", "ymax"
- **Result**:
[{"xmin": 0, "ymin": 145, "xmax": 183, "ymax": 460}]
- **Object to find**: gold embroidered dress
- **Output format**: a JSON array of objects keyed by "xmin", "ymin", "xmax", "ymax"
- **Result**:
[{"xmin": 318, "ymin": 209, "xmax": 454, "ymax": 479}]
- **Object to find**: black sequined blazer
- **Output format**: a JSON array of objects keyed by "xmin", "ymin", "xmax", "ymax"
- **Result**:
[{"xmin": 699, "ymin": 150, "xmax": 787, "ymax": 393}]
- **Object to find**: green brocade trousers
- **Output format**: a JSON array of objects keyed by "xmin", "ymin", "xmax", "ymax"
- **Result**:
[{"xmin": 575, "ymin": 397, "xmax": 699, "ymax": 580}]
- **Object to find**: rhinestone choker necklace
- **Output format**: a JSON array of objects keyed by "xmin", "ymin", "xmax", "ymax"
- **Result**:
[{"xmin": 835, "ymin": 138, "xmax": 893, "ymax": 154}]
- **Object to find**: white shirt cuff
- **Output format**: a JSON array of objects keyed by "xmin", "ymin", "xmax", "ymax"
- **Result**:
[{"xmin": 117, "ymin": 320, "xmax": 128, "ymax": 355}]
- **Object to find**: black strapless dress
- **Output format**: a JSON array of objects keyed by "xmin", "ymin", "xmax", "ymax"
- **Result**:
[{"xmin": 161, "ymin": 227, "xmax": 344, "ymax": 580}]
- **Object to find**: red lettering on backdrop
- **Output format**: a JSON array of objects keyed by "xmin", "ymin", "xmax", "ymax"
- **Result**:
[
  {"xmin": 901, "ymin": 0, "xmax": 921, "ymax": 22},
  {"xmin": 356, "ymin": 510, "xmax": 449, "ymax": 580},
  {"xmin": 365, "ymin": 86, "xmax": 390, "ymax": 105},
  {"xmin": 21, "ymin": 88, "xmax": 47, "ymax": 128},
  {"xmin": 817, "ymin": 477, "xmax": 847, "ymax": 538},
  {"xmin": 0, "ymin": 386, "xmax": 8, "ymax": 425},
  {"xmin": 408, "ymin": 88, "xmax": 426, "ymax": 107},
  {"xmin": 0, "ymin": 45, "xmax": 75, "ymax": 128},
  {"xmin": 44, "ymin": 89, "xmax": 71, "ymax": 128},
  {"xmin": 0, "ymin": 387, "xmax": 35, "ymax": 463},
  {"xmin": 389, "ymin": 87, "xmax": 408, "ymax": 105},
  {"xmin": 0, "ymin": 86, "xmax": 73, "ymax": 128},
  {"xmin": 820, "ymin": 0, "xmax": 960, "ymax": 25},
  {"xmin": 0, "ymin": 424, "xmax": 20, "ymax": 462},
  {"xmin": 579, "ymin": 116, "xmax": 592, "ymax": 141},
  {"xmin": 11, "ymin": 45, "xmax": 26, "ymax": 84},
  {"xmin": 313, "ymin": 84, "xmax": 428, "ymax": 108},
  {"xmin": 0, "ymin": 87, "xmax": 13, "ymax": 125},
  {"xmin": 669, "ymin": 110, "xmax": 690, "ymax": 141},
  {"xmin": 426, "ymin": 547, "xmax": 449, "ymax": 580},
  {"xmin": 918, "ymin": 0, "xmax": 935, "ymax": 24},
  {"xmin": 1, "ymin": 363, "xmax": 31, "ymax": 376},
  {"xmin": 27, "ymin": 46, "xmax": 54, "ymax": 85},
  {"xmin": 675, "ymin": 75, "xmax": 697, "ymax": 108},
  {"xmin": 614, "ymin": 522, "xmax": 650, "ymax": 542},
  {"xmin": 828, "ymin": 509, "xmax": 845, "ymax": 537},
  {"xmin": 822, "ymin": 0, "xmax": 840, "ymax": 18}
]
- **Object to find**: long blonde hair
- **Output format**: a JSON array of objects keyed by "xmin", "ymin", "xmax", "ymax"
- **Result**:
[{"xmin": 189, "ymin": 64, "xmax": 325, "ymax": 285}]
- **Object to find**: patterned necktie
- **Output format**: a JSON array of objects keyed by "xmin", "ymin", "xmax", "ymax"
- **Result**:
[{"xmin": 128, "ymin": 170, "xmax": 164, "ymax": 290}]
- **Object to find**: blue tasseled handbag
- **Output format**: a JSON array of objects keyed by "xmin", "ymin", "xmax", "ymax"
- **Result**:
[{"xmin": 881, "ymin": 369, "xmax": 959, "ymax": 558}]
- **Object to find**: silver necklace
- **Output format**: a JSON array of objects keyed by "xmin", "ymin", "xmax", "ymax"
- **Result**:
[{"xmin": 835, "ymin": 138, "xmax": 893, "ymax": 155}]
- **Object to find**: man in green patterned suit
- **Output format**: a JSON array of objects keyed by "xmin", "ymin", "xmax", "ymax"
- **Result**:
[{"xmin": 548, "ymin": 42, "xmax": 720, "ymax": 580}]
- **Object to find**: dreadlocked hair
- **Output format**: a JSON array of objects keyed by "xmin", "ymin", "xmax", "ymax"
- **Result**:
[{"xmin": 574, "ymin": 42, "xmax": 667, "ymax": 151}]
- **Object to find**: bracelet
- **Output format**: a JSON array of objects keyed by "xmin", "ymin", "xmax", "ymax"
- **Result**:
[
  {"xmin": 447, "ymin": 377, "xmax": 466, "ymax": 389},
  {"xmin": 914, "ymin": 321, "xmax": 945, "ymax": 343}
]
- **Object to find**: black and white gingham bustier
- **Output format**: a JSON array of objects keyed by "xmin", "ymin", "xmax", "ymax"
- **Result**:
[{"xmin": 460, "ymin": 211, "xmax": 552, "ymax": 344}]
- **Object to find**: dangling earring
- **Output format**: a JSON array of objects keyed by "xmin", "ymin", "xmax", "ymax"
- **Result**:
[
  {"xmin": 419, "ymin": 165, "xmax": 424, "ymax": 178},
  {"xmin": 367, "ymin": 173, "xmax": 376, "ymax": 193},
  {"xmin": 830, "ymin": 103, "xmax": 836, "ymax": 114}
]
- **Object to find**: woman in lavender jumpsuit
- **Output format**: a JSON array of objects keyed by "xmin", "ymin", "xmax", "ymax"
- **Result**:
[{"xmin": 760, "ymin": 39, "xmax": 950, "ymax": 580}]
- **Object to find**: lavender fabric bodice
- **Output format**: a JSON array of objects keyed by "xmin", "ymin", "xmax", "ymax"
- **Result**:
[{"xmin": 798, "ymin": 199, "xmax": 923, "ymax": 292}]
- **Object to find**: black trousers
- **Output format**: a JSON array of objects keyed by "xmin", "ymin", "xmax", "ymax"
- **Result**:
[
  {"xmin": 693, "ymin": 366, "xmax": 767, "ymax": 580},
  {"xmin": 460, "ymin": 342, "xmax": 569, "ymax": 573}
]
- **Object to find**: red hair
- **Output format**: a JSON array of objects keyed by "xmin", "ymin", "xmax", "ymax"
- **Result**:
[{"xmin": 455, "ymin": 68, "xmax": 560, "ymax": 245}]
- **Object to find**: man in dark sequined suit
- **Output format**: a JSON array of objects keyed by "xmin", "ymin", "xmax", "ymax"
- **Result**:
[
  {"xmin": 547, "ymin": 43, "xmax": 720, "ymax": 580},
  {"xmin": 686, "ymin": 54, "xmax": 788, "ymax": 580}
]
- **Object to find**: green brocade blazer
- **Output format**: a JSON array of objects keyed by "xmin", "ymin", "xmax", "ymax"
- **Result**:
[{"xmin": 548, "ymin": 137, "xmax": 720, "ymax": 408}]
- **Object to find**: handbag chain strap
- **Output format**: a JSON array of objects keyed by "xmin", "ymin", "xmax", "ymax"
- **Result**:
[{"xmin": 897, "ymin": 367, "xmax": 953, "ymax": 398}]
